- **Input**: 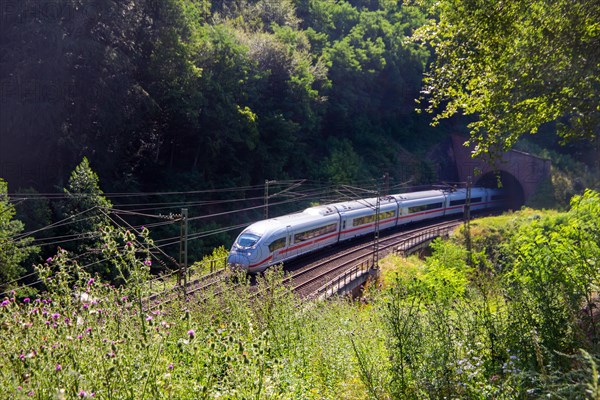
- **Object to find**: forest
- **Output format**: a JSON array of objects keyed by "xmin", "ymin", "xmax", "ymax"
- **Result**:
[{"xmin": 1, "ymin": 0, "xmax": 439, "ymax": 193}]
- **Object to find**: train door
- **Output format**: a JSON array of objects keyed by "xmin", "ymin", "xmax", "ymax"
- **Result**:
[{"xmin": 275, "ymin": 225, "xmax": 294, "ymax": 262}]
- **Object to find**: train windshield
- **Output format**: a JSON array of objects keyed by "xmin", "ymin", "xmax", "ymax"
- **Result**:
[{"xmin": 236, "ymin": 233, "xmax": 261, "ymax": 248}]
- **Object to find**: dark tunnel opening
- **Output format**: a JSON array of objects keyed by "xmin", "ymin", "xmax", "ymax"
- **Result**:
[{"xmin": 476, "ymin": 171, "xmax": 525, "ymax": 210}]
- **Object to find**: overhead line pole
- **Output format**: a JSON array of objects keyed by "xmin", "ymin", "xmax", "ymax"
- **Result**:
[
  {"xmin": 264, "ymin": 180, "xmax": 276, "ymax": 219},
  {"xmin": 465, "ymin": 176, "xmax": 472, "ymax": 267},
  {"xmin": 373, "ymin": 179, "xmax": 381, "ymax": 270},
  {"xmin": 179, "ymin": 208, "xmax": 188, "ymax": 297}
]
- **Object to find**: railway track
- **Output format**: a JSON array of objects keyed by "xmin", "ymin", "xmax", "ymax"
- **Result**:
[
  {"xmin": 288, "ymin": 218, "xmax": 463, "ymax": 298},
  {"xmin": 144, "ymin": 217, "xmax": 466, "ymax": 308}
]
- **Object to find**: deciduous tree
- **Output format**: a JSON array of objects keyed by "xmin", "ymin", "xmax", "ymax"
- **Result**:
[{"xmin": 413, "ymin": 0, "xmax": 600, "ymax": 156}]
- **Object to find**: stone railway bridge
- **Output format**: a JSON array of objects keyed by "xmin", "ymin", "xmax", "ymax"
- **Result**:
[{"xmin": 449, "ymin": 134, "xmax": 551, "ymax": 208}]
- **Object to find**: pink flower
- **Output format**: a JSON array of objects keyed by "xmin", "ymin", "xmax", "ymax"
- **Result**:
[
  {"xmin": 56, "ymin": 364, "xmax": 62, "ymax": 371},
  {"xmin": 23, "ymin": 298, "xmax": 30, "ymax": 303},
  {"xmin": 187, "ymin": 329, "xmax": 195, "ymax": 338},
  {"xmin": 144, "ymin": 260, "xmax": 152, "ymax": 266},
  {"xmin": 87, "ymin": 278, "xmax": 94, "ymax": 285},
  {"xmin": 168, "ymin": 363, "xmax": 174, "ymax": 370},
  {"xmin": 126, "ymin": 241, "xmax": 133, "ymax": 247},
  {"xmin": 47, "ymin": 257, "xmax": 53, "ymax": 263}
]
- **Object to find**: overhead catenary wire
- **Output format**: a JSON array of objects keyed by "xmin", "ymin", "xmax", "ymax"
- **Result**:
[{"xmin": 7, "ymin": 181, "xmax": 307, "ymax": 200}]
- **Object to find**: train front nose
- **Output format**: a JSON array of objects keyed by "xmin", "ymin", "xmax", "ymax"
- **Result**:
[{"xmin": 227, "ymin": 252, "xmax": 250, "ymax": 271}]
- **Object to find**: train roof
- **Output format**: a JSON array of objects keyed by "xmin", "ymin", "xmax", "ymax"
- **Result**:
[
  {"xmin": 390, "ymin": 189, "xmax": 446, "ymax": 201},
  {"xmin": 243, "ymin": 210, "xmax": 329, "ymax": 236},
  {"xmin": 305, "ymin": 195, "xmax": 400, "ymax": 216}
]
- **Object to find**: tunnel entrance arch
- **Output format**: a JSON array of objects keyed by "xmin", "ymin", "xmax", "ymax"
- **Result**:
[
  {"xmin": 450, "ymin": 135, "xmax": 550, "ymax": 205},
  {"xmin": 476, "ymin": 171, "xmax": 525, "ymax": 210}
]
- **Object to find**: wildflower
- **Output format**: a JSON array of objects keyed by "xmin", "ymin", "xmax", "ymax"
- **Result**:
[
  {"xmin": 77, "ymin": 335, "xmax": 83, "ymax": 339},
  {"xmin": 187, "ymin": 329, "xmax": 195, "ymax": 339},
  {"xmin": 87, "ymin": 278, "xmax": 94, "ymax": 286},
  {"xmin": 1, "ymin": 299, "xmax": 9, "ymax": 306},
  {"xmin": 23, "ymin": 298, "xmax": 30, "ymax": 303},
  {"xmin": 86, "ymin": 327, "xmax": 92, "ymax": 333},
  {"xmin": 144, "ymin": 260, "xmax": 152, "ymax": 266},
  {"xmin": 168, "ymin": 363, "xmax": 174, "ymax": 370},
  {"xmin": 56, "ymin": 364, "xmax": 62, "ymax": 371},
  {"xmin": 51, "ymin": 313, "xmax": 60, "ymax": 319},
  {"xmin": 28, "ymin": 391, "xmax": 34, "ymax": 397},
  {"xmin": 126, "ymin": 241, "xmax": 132, "ymax": 247},
  {"xmin": 47, "ymin": 257, "xmax": 53, "ymax": 263},
  {"xmin": 146, "ymin": 316, "xmax": 153, "ymax": 321},
  {"xmin": 19, "ymin": 353, "xmax": 25, "ymax": 360}
]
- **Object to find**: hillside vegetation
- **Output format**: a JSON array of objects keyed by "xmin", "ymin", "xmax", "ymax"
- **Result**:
[
  {"xmin": 1, "ymin": 0, "xmax": 437, "ymax": 192},
  {"xmin": 2, "ymin": 190, "xmax": 600, "ymax": 398}
]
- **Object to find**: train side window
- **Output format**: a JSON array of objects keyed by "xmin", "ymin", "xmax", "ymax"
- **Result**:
[
  {"xmin": 449, "ymin": 199, "xmax": 466, "ymax": 206},
  {"xmin": 294, "ymin": 223, "xmax": 337, "ymax": 242},
  {"xmin": 268, "ymin": 237, "xmax": 286, "ymax": 252},
  {"xmin": 352, "ymin": 210, "xmax": 396, "ymax": 227},
  {"xmin": 408, "ymin": 202, "xmax": 443, "ymax": 214}
]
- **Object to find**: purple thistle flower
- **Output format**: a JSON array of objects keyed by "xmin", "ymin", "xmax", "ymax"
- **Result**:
[
  {"xmin": 77, "ymin": 334, "xmax": 83, "ymax": 339},
  {"xmin": 1, "ymin": 299, "xmax": 9, "ymax": 306},
  {"xmin": 86, "ymin": 327, "xmax": 92, "ymax": 333},
  {"xmin": 144, "ymin": 260, "xmax": 152, "ymax": 266},
  {"xmin": 126, "ymin": 241, "xmax": 132, "ymax": 247},
  {"xmin": 78, "ymin": 390, "xmax": 87, "ymax": 397},
  {"xmin": 146, "ymin": 316, "xmax": 153, "ymax": 321},
  {"xmin": 168, "ymin": 363, "xmax": 174, "ymax": 370},
  {"xmin": 87, "ymin": 278, "xmax": 94, "ymax": 286},
  {"xmin": 56, "ymin": 364, "xmax": 62, "ymax": 371},
  {"xmin": 23, "ymin": 298, "xmax": 30, "ymax": 303},
  {"xmin": 187, "ymin": 329, "xmax": 195, "ymax": 338},
  {"xmin": 19, "ymin": 353, "xmax": 25, "ymax": 360},
  {"xmin": 51, "ymin": 313, "xmax": 60, "ymax": 319},
  {"xmin": 28, "ymin": 391, "xmax": 34, "ymax": 397},
  {"xmin": 46, "ymin": 257, "xmax": 53, "ymax": 263}
]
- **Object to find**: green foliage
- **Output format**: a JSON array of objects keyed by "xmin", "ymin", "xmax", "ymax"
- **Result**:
[
  {"xmin": 413, "ymin": 0, "xmax": 600, "ymax": 157},
  {"xmin": 58, "ymin": 158, "xmax": 114, "ymax": 279},
  {"xmin": 191, "ymin": 245, "xmax": 230, "ymax": 275},
  {"xmin": 1, "ymin": 259, "xmax": 381, "ymax": 398},
  {"xmin": 0, "ymin": 179, "xmax": 39, "ymax": 291},
  {"xmin": 375, "ymin": 190, "xmax": 600, "ymax": 397}
]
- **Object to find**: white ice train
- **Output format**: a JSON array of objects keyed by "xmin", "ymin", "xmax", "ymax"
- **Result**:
[{"xmin": 227, "ymin": 187, "xmax": 504, "ymax": 273}]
